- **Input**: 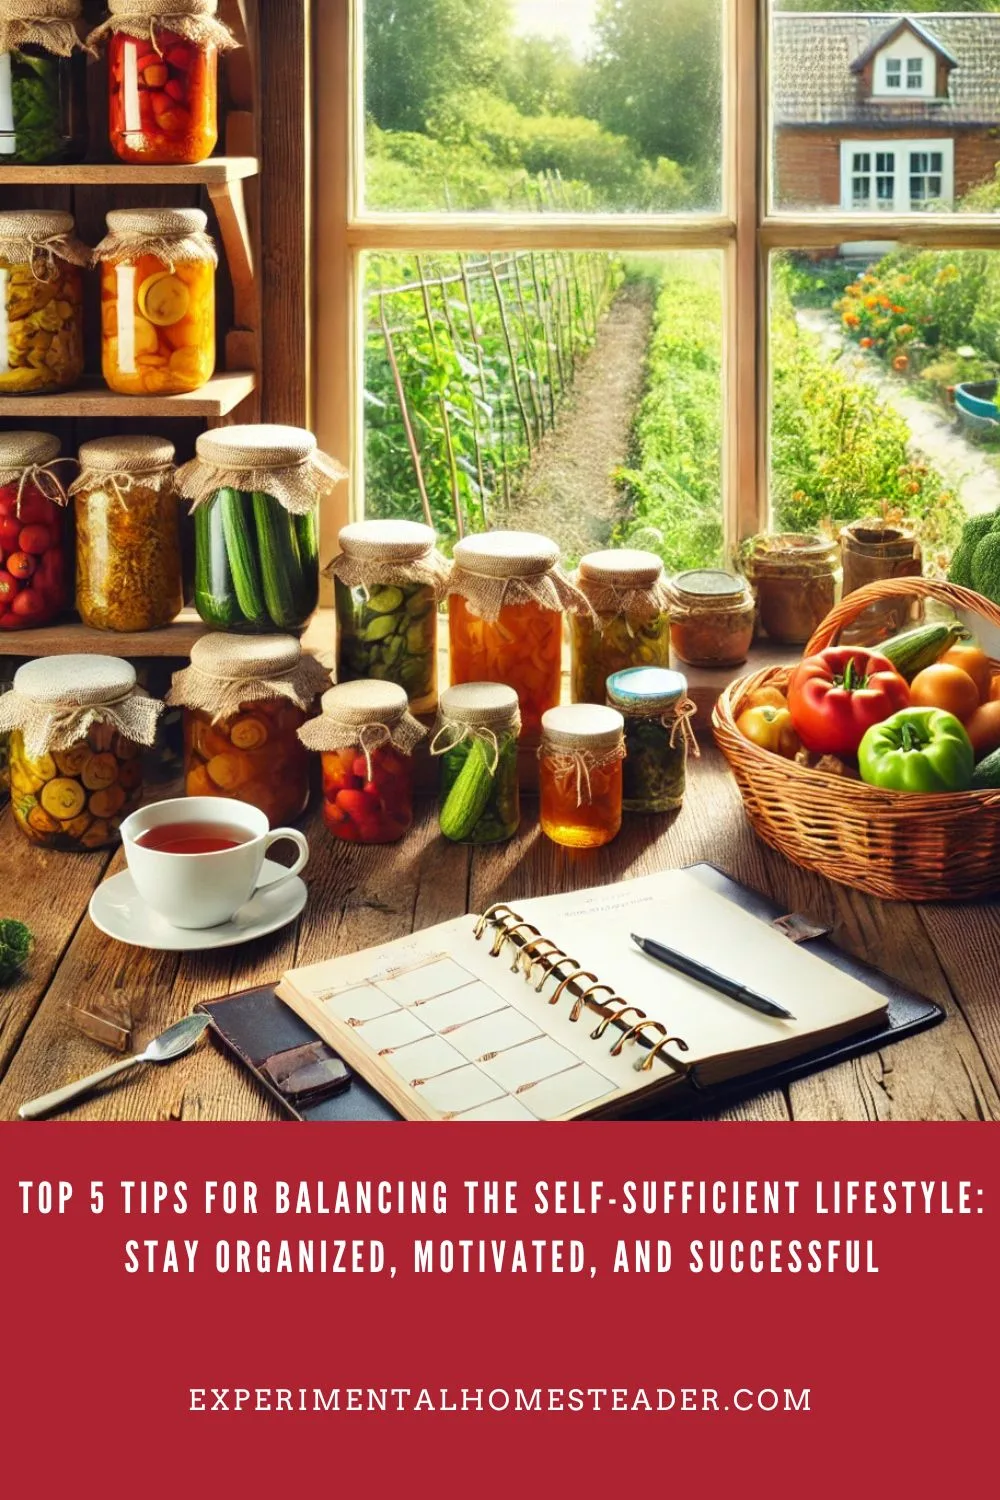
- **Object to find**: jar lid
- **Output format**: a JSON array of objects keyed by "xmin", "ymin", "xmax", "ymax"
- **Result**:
[
  {"xmin": 108, "ymin": 0, "xmax": 218, "ymax": 13},
  {"xmin": 0, "ymin": 209, "xmax": 75, "ymax": 240},
  {"xmin": 453, "ymin": 530, "xmax": 559, "ymax": 580},
  {"xmin": 542, "ymin": 703, "xmax": 624, "ymax": 752},
  {"xmin": 105, "ymin": 208, "xmax": 208, "ymax": 238},
  {"xmin": 607, "ymin": 666, "xmax": 687, "ymax": 711},
  {"xmin": 319, "ymin": 678, "xmax": 409, "ymax": 727},
  {"xmin": 77, "ymin": 435, "xmax": 175, "ymax": 473},
  {"xmin": 338, "ymin": 518, "xmax": 436, "ymax": 563},
  {"xmin": 13, "ymin": 653, "xmax": 136, "ymax": 709},
  {"xmin": 0, "ymin": 431, "xmax": 60, "ymax": 471},
  {"xmin": 439, "ymin": 682, "xmax": 520, "ymax": 729},
  {"xmin": 194, "ymin": 423, "xmax": 317, "ymax": 470},
  {"xmin": 742, "ymin": 532, "xmax": 839, "ymax": 571},
  {"xmin": 578, "ymin": 548, "xmax": 663, "ymax": 587},
  {"xmin": 189, "ymin": 632, "xmax": 302, "ymax": 681},
  {"xmin": 672, "ymin": 568, "xmax": 749, "ymax": 601},
  {"xmin": 5, "ymin": 1, "xmax": 81, "ymax": 21}
]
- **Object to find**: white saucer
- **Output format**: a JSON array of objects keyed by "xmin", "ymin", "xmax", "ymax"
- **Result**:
[{"xmin": 89, "ymin": 856, "xmax": 308, "ymax": 952}]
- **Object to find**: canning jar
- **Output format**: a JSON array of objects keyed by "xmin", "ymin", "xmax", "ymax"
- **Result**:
[
  {"xmin": 538, "ymin": 703, "xmax": 625, "ymax": 849},
  {"xmin": 168, "ymin": 632, "xmax": 328, "ymax": 826},
  {"xmin": 432, "ymin": 682, "xmax": 520, "ymax": 845},
  {"xmin": 840, "ymin": 518, "xmax": 922, "ymax": 643},
  {"xmin": 0, "ymin": 0, "xmax": 88, "ymax": 164},
  {"xmin": 0, "ymin": 210, "xmax": 86, "ymax": 394},
  {"xmin": 329, "ymin": 518, "xmax": 449, "ymax": 716},
  {"xmin": 607, "ymin": 666, "xmax": 696, "ymax": 814},
  {"xmin": 667, "ymin": 569, "xmax": 755, "ymax": 669},
  {"xmin": 299, "ymin": 679, "xmax": 427, "ymax": 845},
  {"xmin": 571, "ymin": 548, "xmax": 671, "ymax": 704},
  {"xmin": 0, "ymin": 430, "xmax": 71, "ymax": 630},
  {"xmin": 741, "ymin": 533, "xmax": 841, "ymax": 646},
  {"xmin": 70, "ymin": 434, "xmax": 183, "ymax": 633},
  {"xmin": 178, "ymin": 424, "xmax": 345, "ymax": 634},
  {"xmin": 94, "ymin": 208, "xmax": 216, "ymax": 395},
  {"xmin": 0, "ymin": 654, "xmax": 162, "ymax": 850},
  {"xmin": 447, "ymin": 530, "xmax": 591, "ymax": 739}
]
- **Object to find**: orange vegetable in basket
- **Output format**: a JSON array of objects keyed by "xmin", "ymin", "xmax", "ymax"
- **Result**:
[
  {"xmin": 963, "ymin": 701, "xmax": 1000, "ymax": 759},
  {"xmin": 909, "ymin": 663, "xmax": 980, "ymax": 723},
  {"xmin": 938, "ymin": 643, "xmax": 991, "ymax": 703},
  {"xmin": 736, "ymin": 704, "xmax": 801, "ymax": 758}
]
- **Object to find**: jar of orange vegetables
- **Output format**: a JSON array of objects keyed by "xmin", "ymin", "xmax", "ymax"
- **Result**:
[
  {"xmin": 447, "ymin": 530, "xmax": 591, "ymax": 740},
  {"xmin": 538, "ymin": 703, "xmax": 625, "ymax": 849},
  {"xmin": 168, "ymin": 633, "xmax": 328, "ymax": 826},
  {"xmin": 93, "ymin": 207, "xmax": 216, "ymax": 395},
  {"xmin": 0, "ymin": 209, "xmax": 87, "ymax": 394}
]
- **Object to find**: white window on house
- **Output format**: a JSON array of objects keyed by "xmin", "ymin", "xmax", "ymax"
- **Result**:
[
  {"xmin": 885, "ymin": 58, "xmax": 902, "ymax": 90},
  {"xmin": 873, "ymin": 36, "xmax": 936, "ymax": 99},
  {"xmin": 841, "ymin": 139, "xmax": 953, "ymax": 212},
  {"xmin": 906, "ymin": 57, "xmax": 924, "ymax": 90},
  {"xmin": 910, "ymin": 149, "xmax": 944, "ymax": 207}
]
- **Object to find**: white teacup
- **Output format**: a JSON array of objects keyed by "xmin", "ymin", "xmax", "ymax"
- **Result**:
[{"xmin": 120, "ymin": 797, "xmax": 309, "ymax": 930}]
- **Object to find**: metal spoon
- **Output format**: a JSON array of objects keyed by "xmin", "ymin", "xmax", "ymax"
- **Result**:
[{"xmin": 18, "ymin": 1013, "xmax": 211, "ymax": 1121}]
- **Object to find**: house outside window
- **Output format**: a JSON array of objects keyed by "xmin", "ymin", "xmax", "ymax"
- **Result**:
[
  {"xmin": 885, "ymin": 58, "xmax": 901, "ymax": 90},
  {"xmin": 907, "ymin": 57, "xmax": 924, "ymax": 91}
]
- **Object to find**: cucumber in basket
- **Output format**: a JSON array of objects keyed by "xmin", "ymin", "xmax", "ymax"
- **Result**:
[{"xmin": 880, "ymin": 622, "xmax": 965, "ymax": 680}]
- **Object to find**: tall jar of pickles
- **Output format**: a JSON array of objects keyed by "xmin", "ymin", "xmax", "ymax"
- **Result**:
[
  {"xmin": 570, "ymin": 548, "xmax": 671, "ymax": 704},
  {"xmin": 0, "ymin": 430, "xmax": 71, "ymax": 629},
  {"xmin": 538, "ymin": 704, "xmax": 625, "ymax": 850},
  {"xmin": 328, "ymin": 518, "xmax": 448, "ymax": 717},
  {"xmin": 93, "ymin": 207, "xmax": 216, "ymax": 395},
  {"xmin": 447, "ymin": 530, "xmax": 591, "ymax": 740},
  {"xmin": 168, "ymin": 633, "xmax": 328, "ymax": 826},
  {"xmin": 0, "ymin": 210, "xmax": 86, "ymax": 394},
  {"xmin": 0, "ymin": 654, "xmax": 163, "ymax": 850},
  {"xmin": 0, "ymin": 0, "xmax": 89, "ymax": 164},
  {"xmin": 432, "ymin": 682, "xmax": 521, "ymax": 845}
]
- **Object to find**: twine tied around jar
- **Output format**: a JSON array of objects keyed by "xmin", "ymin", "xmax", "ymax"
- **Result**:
[
  {"xmin": 298, "ymin": 680, "xmax": 427, "ymax": 782},
  {"xmin": 68, "ymin": 435, "xmax": 177, "ymax": 509},
  {"xmin": 541, "ymin": 743, "xmax": 626, "ymax": 808},
  {"xmin": 575, "ymin": 548, "xmax": 670, "ymax": 632},
  {"xmin": 326, "ymin": 518, "xmax": 450, "ymax": 599},
  {"xmin": 0, "ymin": 656, "xmax": 162, "ymax": 759},
  {"xmin": 618, "ymin": 694, "xmax": 701, "ymax": 760},
  {"xmin": 92, "ymin": 209, "xmax": 218, "ymax": 271},
  {"xmin": 167, "ymin": 632, "xmax": 330, "ymax": 724},
  {"xmin": 86, "ymin": 0, "xmax": 239, "ymax": 53},
  {"xmin": 176, "ymin": 424, "xmax": 346, "ymax": 517},
  {"xmin": 0, "ymin": 210, "xmax": 90, "ymax": 283},
  {"xmin": 0, "ymin": 432, "xmax": 72, "ymax": 513},
  {"xmin": 430, "ymin": 683, "xmax": 521, "ymax": 777},
  {"xmin": 447, "ymin": 530, "xmax": 593, "ymax": 623},
  {"xmin": 0, "ymin": 0, "xmax": 92, "ymax": 56}
]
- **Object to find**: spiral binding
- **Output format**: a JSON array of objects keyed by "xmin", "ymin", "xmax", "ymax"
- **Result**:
[{"xmin": 473, "ymin": 901, "xmax": 690, "ymax": 1075}]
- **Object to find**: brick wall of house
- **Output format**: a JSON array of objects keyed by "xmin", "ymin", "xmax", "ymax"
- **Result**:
[{"xmin": 775, "ymin": 127, "xmax": 1000, "ymax": 208}]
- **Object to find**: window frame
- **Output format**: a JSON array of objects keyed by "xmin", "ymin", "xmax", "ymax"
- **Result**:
[{"xmin": 840, "ymin": 138, "xmax": 953, "ymax": 214}]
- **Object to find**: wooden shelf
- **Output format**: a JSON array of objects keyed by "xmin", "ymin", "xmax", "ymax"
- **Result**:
[
  {"xmin": 0, "ymin": 156, "xmax": 258, "ymax": 186},
  {"xmin": 0, "ymin": 609, "xmax": 335, "ymax": 660},
  {"xmin": 0, "ymin": 372, "xmax": 255, "ymax": 419}
]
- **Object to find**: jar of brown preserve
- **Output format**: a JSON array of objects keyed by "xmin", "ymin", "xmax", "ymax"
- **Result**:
[{"xmin": 741, "ymin": 533, "xmax": 841, "ymax": 646}]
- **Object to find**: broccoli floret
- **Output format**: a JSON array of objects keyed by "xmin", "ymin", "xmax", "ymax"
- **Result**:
[
  {"xmin": 963, "ymin": 513, "xmax": 998, "ymax": 547},
  {"xmin": 949, "ymin": 541, "xmax": 974, "ymax": 588},
  {"xmin": 0, "ymin": 919, "xmax": 33, "ymax": 983},
  {"xmin": 971, "ymin": 531, "xmax": 1000, "ymax": 602}
]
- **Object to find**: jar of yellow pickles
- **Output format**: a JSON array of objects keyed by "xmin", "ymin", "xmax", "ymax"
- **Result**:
[
  {"xmin": 538, "ymin": 703, "xmax": 625, "ymax": 850},
  {"xmin": 0, "ymin": 210, "xmax": 86, "ymax": 394},
  {"xmin": 571, "ymin": 548, "xmax": 671, "ymax": 704}
]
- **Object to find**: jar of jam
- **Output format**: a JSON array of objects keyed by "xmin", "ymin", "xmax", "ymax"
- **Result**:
[
  {"xmin": 607, "ymin": 666, "xmax": 696, "ymax": 814},
  {"xmin": 0, "ymin": 430, "xmax": 71, "ymax": 630},
  {"xmin": 0, "ymin": 0, "xmax": 88, "ymax": 164},
  {"xmin": 667, "ymin": 569, "xmax": 755, "ymax": 669},
  {"xmin": 432, "ymin": 682, "xmax": 520, "ymax": 844},
  {"xmin": 299, "ymin": 679, "xmax": 427, "ymax": 845},
  {"xmin": 571, "ymin": 547, "xmax": 671, "ymax": 703},
  {"xmin": 0, "ymin": 210, "xmax": 86, "ymax": 395},
  {"xmin": 0, "ymin": 654, "xmax": 162, "ymax": 850},
  {"xmin": 538, "ymin": 703, "xmax": 625, "ymax": 849},
  {"xmin": 740, "ymin": 533, "xmax": 841, "ymax": 646}
]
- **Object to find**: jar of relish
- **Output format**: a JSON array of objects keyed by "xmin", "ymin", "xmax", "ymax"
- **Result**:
[{"xmin": 607, "ymin": 666, "xmax": 696, "ymax": 814}]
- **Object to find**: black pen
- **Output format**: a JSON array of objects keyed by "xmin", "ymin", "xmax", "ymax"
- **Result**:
[{"xmin": 630, "ymin": 934, "xmax": 795, "ymax": 1021}]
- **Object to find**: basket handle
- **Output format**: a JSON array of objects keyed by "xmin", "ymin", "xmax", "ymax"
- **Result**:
[{"xmin": 804, "ymin": 576, "xmax": 1000, "ymax": 656}]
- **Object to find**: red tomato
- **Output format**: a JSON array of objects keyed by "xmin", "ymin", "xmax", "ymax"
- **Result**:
[
  {"xmin": 11, "ymin": 588, "xmax": 44, "ymax": 617},
  {"xmin": 13, "ymin": 490, "xmax": 53, "ymax": 525},
  {"xmin": 17, "ymin": 524, "xmax": 51, "ymax": 555},
  {"xmin": 0, "ymin": 516, "xmax": 21, "ymax": 544},
  {"xmin": 6, "ymin": 551, "xmax": 35, "ymax": 579},
  {"xmin": 336, "ymin": 788, "xmax": 369, "ymax": 820},
  {"xmin": 0, "ymin": 611, "xmax": 25, "ymax": 628},
  {"xmin": 0, "ymin": 491, "xmax": 15, "ymax": 517},
  {"xmin": 0, "ymin": 570, "xmax": 14, "ymax": 604}
]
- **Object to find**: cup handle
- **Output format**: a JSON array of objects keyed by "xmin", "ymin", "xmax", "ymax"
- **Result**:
[{"xmin": 256, "ymin": 828, "xmax": 309, "ymax": 891}]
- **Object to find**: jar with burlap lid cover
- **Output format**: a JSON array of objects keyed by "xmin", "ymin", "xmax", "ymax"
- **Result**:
[
  {"xmin": 329, "ymin": 518, "xmax": 449, "ymax": 716},
  {"xmin": 740, "ymin": 532, "xmax": 842, "ymax": 646},
  {"xmin": 168, "ymin": 632, "xmax": 328, "ymax": 826},
  {"xmin": 432, "ymin": 682, "xmax": 521, "ymax": 844},
  {"xmin": 0, "ymin": 654, "xmax": 162, "ymax": 850},
  {"xmin": 571, "ymin": 548, "xmax": 671, "ymax": 705},
  {"xmin": 538, "ymin": 703, "xmax": 625, "ymax": 849},
  {"xmin": 300, "ymin": 679, "xmax": 427, "ymax": 845},
  {"xmin": 88, "ymin": 0, "xmax": 239, "ymax": 165},
  {"xmin": 667, "ymin": 568, "xmax": 756, "ymax": 669},
  {"xmin": 178, "ymin": 423, "xmax": 346, "ymax": 634},
  {"xmin": 0, "ymin": 0, "xmax": 90, "ymax": 165},
  {"xmin": 0, "ymin": 210, "xmax": 87, "ymax": 394},
  {"xmin": 607, "ymin": 666, "xmax": 697, "ymax": 814},
  {"xmin": 70, "ymin": 434, "xmax": 184, "ymax": 633},
  {"xmin": 447, "ymin": 530, "xmax": 591, "ymax": 737},
  {"xmin": 93, "ymin": 207, "xmax": 216, "ymax": 395},
  {"xmin": 0, "ymin": 430, "xmax": 72, "ymax": 628}
]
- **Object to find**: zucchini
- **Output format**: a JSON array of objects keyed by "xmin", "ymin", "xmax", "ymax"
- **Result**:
[
  {"xmin": 218, "ymin": 487, "xmax": 268, "ymax": 627},
  {"xmin": 439, "ymin": 738, "xmax": 495, "ymax": 841},
  {"xmin": 194, "ymin": 503, "xmax": 238, "ymax": 627},
  {"xmin": 972, "ymin": 748, "xmax": 1000, "ymax": 790},
  {"xmin": 881, "ymin": 622, "xmax": 965, "ymax": 680},
  {"xmin": 253, "ymin": 491, "xmax": 304, "ymax": 629}
]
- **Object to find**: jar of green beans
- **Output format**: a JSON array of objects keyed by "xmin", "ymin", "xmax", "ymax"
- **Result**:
[
  {"xmin": 432, "ymin": 682, "xmax": 520, "ymax": 844},
  {"xmin": 606, "ymin": 666, "xmax": 696, "ymax": 813}
]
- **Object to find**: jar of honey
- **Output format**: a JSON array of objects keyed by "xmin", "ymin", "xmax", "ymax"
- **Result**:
[
  {"xmin": 667, "ymin": 569, "xmax": 755, "ymax": 669},
  {"xmin": 571, "ymin": 548, "xmax": 671, "ymax": 703},
  {"xmin": 538, "ymin": 703, "xmax": 625, "ymax": 849}
]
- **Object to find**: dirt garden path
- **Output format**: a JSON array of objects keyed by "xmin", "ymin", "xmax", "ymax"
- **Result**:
[
  {"xmin": 502, "ymin": 281, "xmax": 656, "ymax": 554},
  {"xmin": 796, "ymin": 307, "xmax": 1000, "ymax": 517}
]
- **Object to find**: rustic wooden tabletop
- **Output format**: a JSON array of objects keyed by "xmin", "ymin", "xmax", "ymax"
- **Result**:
[{"xmin": 1, "ymin": 743, "xmax": 997, "ymax": 1123}]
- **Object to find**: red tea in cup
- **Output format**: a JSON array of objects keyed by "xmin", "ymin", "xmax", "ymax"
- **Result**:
[{"xmin": 135, "ymin": 821, "xmax": 251, "ymax": 855}]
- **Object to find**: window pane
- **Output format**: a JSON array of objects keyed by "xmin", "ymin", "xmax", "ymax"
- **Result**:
[
  {"xmin": 362, "ymin": 0, "xmax": 723, "ymax": 213},
  {"xmin": 364, "ymin": 250, "xmax": 724, "ymax": 570}
]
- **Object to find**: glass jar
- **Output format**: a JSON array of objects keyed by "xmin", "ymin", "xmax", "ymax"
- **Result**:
[
  {"xmin": 107, "ymin": 28, "xmax": 217, "ymax": 165},
  {"xmin": 741, "ymin": 533, "xmax": 841, "ymax": 646},
  {"xmin": 538, "ymin": 703, "xmax": 624, "ymax": 850},
  {"xmin": 667, "ymin": 569, "xmax": 755, "ymax": 669},
  {"xmin": 0, "ymin": 430, "xmax": 71, "ymax": 630},
  {"xmin": 840, "ymin": 518, "xmax": 923, "ymax": 643},
  {"xmin": 607, "ymin": 666, "xmax": 693, "ymax": 814},
  {"xmin": 95, "ymin": 208, "xmax": 215, "ymax": 396},
  {"xmin": 0, "ymin": 0, "xmax": 88, "ymax": 164},
  {"xmin": 570, "ymin": 548, "xmax": 671, "ymax": 704},
  {"xmin": 331, "ymin": 518, "xmax": 447, "ymax": 716},
  {"xmin": 71, "ymin": 434, "xmax": 183, "ymax": 633},
  {"xmin": 433, "ymin": 682, "xmax": 520, "ymax": 845},
  {"xmin": 0, "ymin": 210, "xmax": 85, "ymax": 394}
]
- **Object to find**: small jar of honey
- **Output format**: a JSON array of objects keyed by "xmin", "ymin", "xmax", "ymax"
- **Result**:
[{"xmin": 538, "ymin": 703, "xmax": 625, "ymax": 849}]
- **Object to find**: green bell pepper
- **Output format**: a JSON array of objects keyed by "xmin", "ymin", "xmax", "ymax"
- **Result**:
[{"xmin": 858, "ymin": 707, "xmax": 974, "ymax": 793}]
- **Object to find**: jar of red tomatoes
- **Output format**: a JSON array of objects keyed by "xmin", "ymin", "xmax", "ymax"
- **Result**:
[
  {"xmin": 91, "ymin": 0, "xmax": 239, "ymax": 166},
  {"xmin": 299, "ymin": 679, "xmax": 427, "ymax": 845},
  {"xmin": 0, "ymin": 430, "xmax": 70, "ymax": 630}
]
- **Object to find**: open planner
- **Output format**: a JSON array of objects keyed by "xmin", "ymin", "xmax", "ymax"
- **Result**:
[{"xmin": 276, "ymin": 869, "xmax": 890, "ymax": 1121}]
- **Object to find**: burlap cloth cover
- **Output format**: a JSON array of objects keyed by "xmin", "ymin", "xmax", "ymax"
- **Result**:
[
  {"xmin": 539, "ymin": 703, "xmax": 625, "ymax": 806},
  {"xmin": 430, "ymin": 682, "xmax": 520, "ymax": 775},
  {"xmin": 447, "ymin": 530, "xmax": 592, "ymax": 622},
  {"xmin": 0, "ymin": 210, "xmax": 90, "ymax": 280},
  {"xmin": 92, "ymin": 208, "xmax": 217, "ymax": 269},
  {"xmin": 86, "ymin": 0, "xmax": 238, "ymax": 50},
  {"xmin": 176, "ymin": 424, "xmax": 347, "ymax": 517},
  {"xmin": 326, "ymin": 518, "xmax": 450, "ymax": 596},
  {"xmin": 0, "ymin": 654, "xmax": 162, "ymax": 759},
  {"xmin": 167, "ymin": 632, "xmax": 330, "ymax": 723},
  {"xmin": 298, "ymin": 679, "xmax": 427, "ymax": 781},
  {"xmin": 0, "ymin": 430, "xmax": 72, "ymax": 511},
  {"xmin": 575, "ymin": 548, "xmax": 670, "ymax": 623},
  {"xmin": 69, "ymin": 434, "xmax": 176, "ymax": 504},
  {"xmin": 0, "ymin": 0, "xmax": 90, "ymax": 55}
]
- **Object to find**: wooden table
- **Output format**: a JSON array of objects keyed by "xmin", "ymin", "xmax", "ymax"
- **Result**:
[{"xmin": 2, "ymin": 745, "xmax": 998, "ymax": 1122}]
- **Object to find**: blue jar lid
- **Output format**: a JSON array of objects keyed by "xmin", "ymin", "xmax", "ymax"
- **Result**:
[{"xmin": 606, "ymin": 666, "xmax": 687, "ymax": 711}]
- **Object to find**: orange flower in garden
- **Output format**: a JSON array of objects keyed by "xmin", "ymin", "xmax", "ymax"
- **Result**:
[
  {"xmin": 860, "ymin": 336, "xmax": 874, "ymax": 348},
  {"xmin": 846, "ymin": 283, "xmax": 861, "ymax": 295},
  {"xmin": 891, "ymin": 304, "xmax": 906, "ymax": 314},
  {"xmin": 844, "ymin": 312, "xmax": 860, "ymax": 328},
  {"xmin": 893, "ymin": 354, "xmax": 909, "ymax": 372},
  {"xmin": 879, "ymin": 296, "xmax": 891, "ymax": 309},
  {"xmin": 864, "ymin": 295, "xmax": 878, "ymax": 309}
]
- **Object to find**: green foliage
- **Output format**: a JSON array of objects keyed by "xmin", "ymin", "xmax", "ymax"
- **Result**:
[
  {"xmin": 500, "ymin": 34, "xmax": 580, "ymax": 117},
  {"xmin": 0, "ymin": 918, "xmax": 32, "ymax": 984},
  {"xmin": 777, "ymin": 0, "xmax": 994, "ymax": 9},
  {"xmin": 364, "ymin": 0, "xmax": 512, "ymax": 133}
]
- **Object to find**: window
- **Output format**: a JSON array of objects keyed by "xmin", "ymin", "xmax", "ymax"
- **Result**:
[
  {"xmin": 839, "ymin": 141, "xmax": 953, "ymax": 215},
  {"xmin": 906, "ymin": 57, "xmax": 923, "ymax": 91},
  {"xmin": 885, "ymin": 59, "xmax": 901, "ymax": 91},
  {"xmin": 910, "ymin": 151, "xmax": 944, "ymax": 209}
]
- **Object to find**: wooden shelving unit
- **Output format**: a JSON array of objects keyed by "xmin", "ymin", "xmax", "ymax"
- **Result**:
[
  {"xmin": 0, "ymin": 156, "xmax": 258, "ymax": 186},
  {"xmin": 0, "ymin": 608, "xmax": 334, "ymax": 661},
  {"xmin": 0, "ymin": 371, "xmax": 256, "ymax": 419}
]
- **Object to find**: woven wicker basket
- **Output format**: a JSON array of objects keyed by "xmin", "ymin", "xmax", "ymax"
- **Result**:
[{"xmin": 712, "ymin": 576, "xmax": 1000, "ymax": 903}]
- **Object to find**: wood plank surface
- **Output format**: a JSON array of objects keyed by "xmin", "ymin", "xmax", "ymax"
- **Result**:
[
  {"xmin": 0, "ymin": 371, "xmax": 255, "ymax": 419},
  {"xmin": 0, "ymin": 158, "xmax": 258, "ymax": 185}
]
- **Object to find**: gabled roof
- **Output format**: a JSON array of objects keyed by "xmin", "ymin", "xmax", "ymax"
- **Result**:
[
  {"xmin": 773, "ymin": 12, "xmax": 1000, "ymax": 129},
  {"xmin": 849, "ymin": 15, "xmax": 958, "ymax": 74}
]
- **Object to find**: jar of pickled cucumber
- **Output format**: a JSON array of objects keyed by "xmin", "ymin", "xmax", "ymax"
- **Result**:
[
  {"xmin": 299, "ymin": 679, "xmax": 427, "ymax": 845},
  {"xmin": 93, "ymin": 207, "xmax": 216, "ymax": 396},
  {"xmin": 329, "ymin": 518, "xmax": 449, "ymax": 716},
  {"xmin": 0, "ymin": 210, "xmax": 86, "ymax": 394},
  {"xmin": 538, "ymin": 703, "xmax": 625, "ymax": 850},
  {"xmin": 570, "ymin": 548, "xmax": 671, "ymax": 704},
  {"xmin": 607, "ymin": 666, "xmax": 697, "ymax": 814},
  {"xmin": 432, "ymin": 682, "xmax": 520, "ymax": 845},
  {"xmin": 447, "ymin": 531, "xmax": 591, "ymax": 740},
  {"xmin": 0, "ymin": 430, "xmax": 72, "ymax": 630},
  {"xmin": 168, "ymin": 632, "xmax": 328, "ymax": 826},
  {"xmin": 0, "ymin": 0, "xmax": 89, "ymax": 164},
  {"xmin": 177, "ymin": 424, "xmax": 346, "ymax": 634},
  {"xmin": 0, "ymin": 654, "xmax": 163, "ymax": 850}
]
